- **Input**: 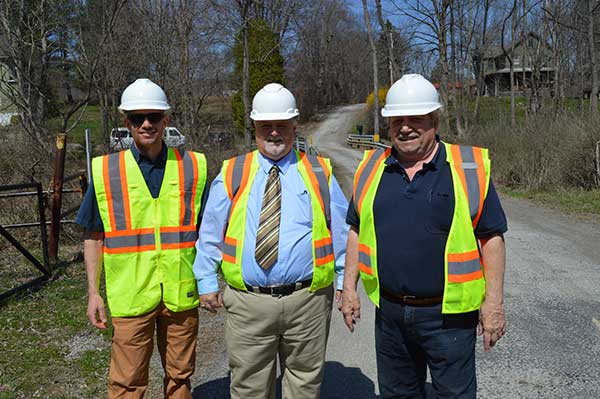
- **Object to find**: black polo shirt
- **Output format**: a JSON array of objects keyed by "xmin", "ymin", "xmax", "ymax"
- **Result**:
[
  {"xmin": 346, "ymin": 140, "xmax": 507, "ymax": 297},
  {"xmin": 76, "ymin": 143, "xmax": 207, "ymax": 232}
]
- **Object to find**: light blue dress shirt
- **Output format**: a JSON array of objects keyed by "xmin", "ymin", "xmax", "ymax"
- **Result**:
[{"xmin": 193, "ymin": 150, "xmax": 349, "ymax": 294}]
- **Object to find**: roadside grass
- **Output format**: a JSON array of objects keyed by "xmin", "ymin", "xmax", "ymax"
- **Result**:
[
  {"xmin": 499, "ymin": 187, "xmax": 600, "ymax": 217},
  {"xmin": 0, "ymin": 248, "xmax": 113, "ymax": 399},
  {"xmin": 46, "ymin": 105, "xmax": 103, "ymax": 147}
]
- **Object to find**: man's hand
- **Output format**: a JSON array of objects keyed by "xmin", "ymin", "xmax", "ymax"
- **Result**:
[
  {"xmin": 478, "ymin": 301, "xmax": 506, "ymax": 352},
  {"xmin": 87, "ymin": 292, "xmax": 107, "ymax": 329},
  {"xmin": 335, "ymin": 289, "xmax": 343, "ymax": 310},
  {"xmin": 341, "ymin": 288, "xmax": 361, "ymax": 332},
  {"xmin": 200, "ymin": 292, "xmax": 223, "ymax": 313}
]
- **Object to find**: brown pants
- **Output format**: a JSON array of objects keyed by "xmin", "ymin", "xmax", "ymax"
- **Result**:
[
  {"xmin": 223, "ymin": 284, "xmax": 334, "ymax": 399},
  {"xmin": 108, "ymin": 302, "xmax": 198, "ymax": 399}
]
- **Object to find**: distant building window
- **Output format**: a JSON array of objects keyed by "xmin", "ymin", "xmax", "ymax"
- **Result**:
[
  {"xmin": 488, "ymin": 60, "xmax": 495, "ymax": 70},
  {"xmin": 514, "ymin": 57, "xmax": 520, "ymax": 66}
]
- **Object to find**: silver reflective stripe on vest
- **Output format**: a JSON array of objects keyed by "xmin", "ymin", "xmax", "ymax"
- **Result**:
[
  {"xmin": 181, "ymin": 151, "xmax": 196, "ymax": 226},
  {"xmin": 104, "ymin": 233, "xmax": 155, "ymax": 249},
  {"xmin": 448, "ymin": 258, "xmax": 481, "ymax": 276},
  {"xmin": 160, "ymin": 230, "xmax": 198, "ymax": 245},
  {"xmin": 458, "ymin": 146, "xmax": 481, "ymax": 220},
  {"xmin": 358, "ymin": 251, "xmax": 371, "ymax": 268},
  {"xmin": 315, "ymin": 242, "xmax": 334, "ymax": 259},
  {"xmin": 230, "ymin": 153, "xmax": 250, "ymax": 198},
  {"xmin": 223, "ymin": 239, "xmax": 237, "ymax": 259},
  {"xmin": 354, "ymin": 149, "xmax": 387, "ymax": 214},
  {"xmin": 107, "ymin": 152, "xmax": 127, "ymax": 231},
  {"xmin": 305, "ymin": 154, "xmax": 331, "ymax": 224}
]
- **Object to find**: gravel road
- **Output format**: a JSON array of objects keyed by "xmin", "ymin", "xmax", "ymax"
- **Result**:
[{"xmin": 190, "ymin": 104, "xmax": 600, "ymax": 398}]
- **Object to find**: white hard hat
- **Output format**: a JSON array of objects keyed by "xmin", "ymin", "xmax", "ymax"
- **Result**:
[
  {"xmin": 118, "ymin": 78, "xmax": 170, "ymax": 112},
  {"xmin": 381, "ymin": 74, "xmax": 442, "ymax": 117},
  {"xmin": 250, "ymin": 83, "xmax": 299, "ymax": 121}
]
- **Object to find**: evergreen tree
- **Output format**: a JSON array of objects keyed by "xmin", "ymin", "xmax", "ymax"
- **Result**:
[{"xmin": 232, "ymin": 18, "xmax": 285, "ymax": 134}]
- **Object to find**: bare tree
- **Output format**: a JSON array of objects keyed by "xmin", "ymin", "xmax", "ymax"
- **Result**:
[
  {"xmin": 289, "ymin": 0, "xmax": 370, "ymax": 118},
  {"xmin": 238, "ymin": 0, "xmax": 253, "ymax": 148},
  {"xmin": 363, "ymin": 0, "xmax": 380, "ymax": 137},
  {"xmin": 375, "ymin": 0, "xmax": 398, "ymax": 85},
  {"xmin": 0, "ymin": 0, "xmax": 65, "ymax": 146},
  {"xmin": 588, "ymin": 0, "xmax": 599, "ymax": 114}
]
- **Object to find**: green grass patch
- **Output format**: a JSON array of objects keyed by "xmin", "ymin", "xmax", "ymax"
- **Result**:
[
  {"xmin": 0, "ymin": 252, "xmax": 112, "ymax": 398},
  {"xmin": 499, "ymin": 187, "xmax": 600, "ymax": 216},
  {"xmin": 45, "ymin": 105, "xmax": 104, "ymax": 146}
]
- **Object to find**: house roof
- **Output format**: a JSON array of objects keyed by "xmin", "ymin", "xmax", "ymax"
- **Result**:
[{"xmin": 484, "ymin": 32, "xmax": 552, "ymax": 59}]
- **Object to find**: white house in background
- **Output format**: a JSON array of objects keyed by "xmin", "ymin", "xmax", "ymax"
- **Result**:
[{"xmin": 0, "ymin": 62, "xmax": 19, "ymax": 126}]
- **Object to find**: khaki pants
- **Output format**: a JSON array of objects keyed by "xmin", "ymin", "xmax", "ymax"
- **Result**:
[
  {"xmin": 223, "ymin": 284, "xmax": 334, "ymax": 399},
  {"xmin": 108, "ymin": 302, "xmax": 198, "ymax": 399}
]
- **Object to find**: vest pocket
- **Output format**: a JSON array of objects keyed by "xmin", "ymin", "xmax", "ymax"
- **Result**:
[{"xmin": 178, "ymin": 278, "xmax": 199, "ymax": 305}]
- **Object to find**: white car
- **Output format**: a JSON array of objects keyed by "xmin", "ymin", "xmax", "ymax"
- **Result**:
[
  {"xmin": 109, "ymin": 127, "xmax": 186, "ymax": 150},
  {"xmin": 109, "ymin": 127, "xmax": 133, "ymax": 151}
]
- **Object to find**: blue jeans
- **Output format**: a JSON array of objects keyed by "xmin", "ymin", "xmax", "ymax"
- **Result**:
[{"xmin": 375, "ymin": 296, "xmax": 478, "ymax": 399}]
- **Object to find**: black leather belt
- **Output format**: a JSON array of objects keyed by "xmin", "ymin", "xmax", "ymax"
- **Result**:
[
  {"xmin": 381, "ymin": 287, "xmax": 443, "ymax": 306},
  {"xmin": 244, "ymin": 279, "xmax": 312, "ymax": 297}
]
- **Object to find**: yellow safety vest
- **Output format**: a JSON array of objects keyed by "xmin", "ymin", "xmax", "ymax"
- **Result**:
[
  {"xmin": 220, "ymin": 150, "xmax": 335, "ymax": 292},
  {"xmin": 352, "ymin": 142, "xmax": 491, "ymax": 313},
  {"xmin": 92, "ymin": 148, "xmax": 207, "ymax": 317}
]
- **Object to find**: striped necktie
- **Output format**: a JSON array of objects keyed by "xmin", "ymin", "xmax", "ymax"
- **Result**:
[{"xmin": 255, "ymin": 165, "xmax": 281, "ymax": 270}]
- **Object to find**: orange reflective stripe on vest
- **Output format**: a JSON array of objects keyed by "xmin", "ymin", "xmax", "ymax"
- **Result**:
[
  {"xmin": 314, "ymin": 237, "xmax": 334, "ymax": 266},
  {"xmin": 299, "ymin": 153, "xmax": 331, "ymax": 224},
  {"xmin": 103, "ymin": 228, "xmax": 156, "ymax": 254},
  {"xmin": 175, "ymin": 149, "xmax": 201, "ymax": 227},
  {"xmin": 447, "ymin": 249, "xmax": 483, "ymax": 282},
  {"xmin": 449, "ymin": 145, "xmax": 487, "ymax": 228},
  {"xmin": 353, "ymin": 148, "xmax": 391, "ymax": 215},
  {"xmin": 225, "ymin": 152, "xmax": 255, "ymax": 201},
  {"xmin": 103, "ymin": 152, "xmax": 132, "ymax": 231},
  {"xmin": 358, "ymin": 243, "xmax": 373, "ymax": 275},
  {"xmin": 160, "ymin": 225, "xmax": 198, "ymax": 250},
  {"xmin": 222, "ymin": 236, "xmax": 238, "ymax": 264}
]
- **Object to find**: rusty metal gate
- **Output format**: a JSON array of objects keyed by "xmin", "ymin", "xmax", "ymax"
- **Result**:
[{"xmin": 0, "ymin": 173, "xmax": 86, "ymax": 302}]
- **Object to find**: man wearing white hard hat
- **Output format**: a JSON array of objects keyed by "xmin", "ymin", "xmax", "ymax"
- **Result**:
[
  {"xmin": 193, "ymin": 83, "xmax": 349, "ymax": 398},
  {"xmin": 341, "ymin": 74, "xmax": 507, "ymax": 398},
  {"xmin": 76, "ymin": 78, "xmax": 207, "ymax": 398}
]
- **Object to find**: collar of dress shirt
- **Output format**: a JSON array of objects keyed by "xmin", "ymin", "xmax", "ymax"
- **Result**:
[{"xmin": 257, "ymin": 149, "xmax": 295, "ymax": 176}]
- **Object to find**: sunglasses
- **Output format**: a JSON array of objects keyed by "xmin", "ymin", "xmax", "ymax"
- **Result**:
[{"xmin": 126, "ymin": 112, "xmax": 165, "ymax": 126}]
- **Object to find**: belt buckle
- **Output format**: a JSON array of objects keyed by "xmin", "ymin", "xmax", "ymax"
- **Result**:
[
  {"xmin": 270, "ymin": 285, "xmax": 292, "ymax": 297},
  {"xmin": 401, "ymin": 294, "xmax": 417, "ymax": 302}
]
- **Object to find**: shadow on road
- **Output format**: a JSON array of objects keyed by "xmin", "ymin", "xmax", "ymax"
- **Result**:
[
  {"xmin": 193, "ymin": 375, "xmax": 230, "ymax": 399},
  {"xmin": 192, "ymin": 361, "xmax": 377, "ymax": 398},
  {"xmin": 320, "ymin": 361, "xmax": 378, "ymax": 398},
  {"xmin": 192, "ymin": 361, "xmax": 436, "ymax": 399}
]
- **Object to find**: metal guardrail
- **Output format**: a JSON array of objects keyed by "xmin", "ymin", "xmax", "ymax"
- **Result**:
[
  {"xmin": 346, "ymin": 134, "xmax": 391, "ymax": 150},
  {"xmin": 295, "ymin": 135, "xmax": 320, "ymax": 156}
]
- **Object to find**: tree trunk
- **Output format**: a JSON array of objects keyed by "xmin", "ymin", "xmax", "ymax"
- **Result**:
[
  {"xmin": 433, "ymin": 0, "xmax": 451, "ymax": 134},
  {"xmin": 362, "ymin": 0, "xmax": 379, "ymax": 137},
  {"xmin": 589, "ymin": 0, "xmax": 598, "ymax": 115},
  {"xmin": 375, "ymin": 0, "xmax": 396, "ymax": 85},
  {"xmin": 240, "ymin": 1, "xmax": 252, "ymax": 148},
  {"xmin": 474, "ymin": 0, "xmax": 490, "ymax": 121}
]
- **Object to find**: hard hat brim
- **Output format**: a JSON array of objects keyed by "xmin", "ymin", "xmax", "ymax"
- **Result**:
[
  {"xmin": 118, "ymin": 104, "xmax": 171, "ymax": 113},
  {"xmin": 250, "ymin": 111, "xmax": 299, "ymax": 121},
  {"xmin": 381, "ymin": 103, "xmax": 442, "ymax": 118}
]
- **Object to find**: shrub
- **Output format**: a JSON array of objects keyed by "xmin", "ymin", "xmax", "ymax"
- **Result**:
[{"xmin": 465, "ymin": 111, "xmax": 600, "ymax": 191}]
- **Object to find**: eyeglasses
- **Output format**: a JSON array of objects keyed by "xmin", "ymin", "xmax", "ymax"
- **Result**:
[{"xmin": 126, "ymin": 112, "xmax": 165, "ymax": 126}]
